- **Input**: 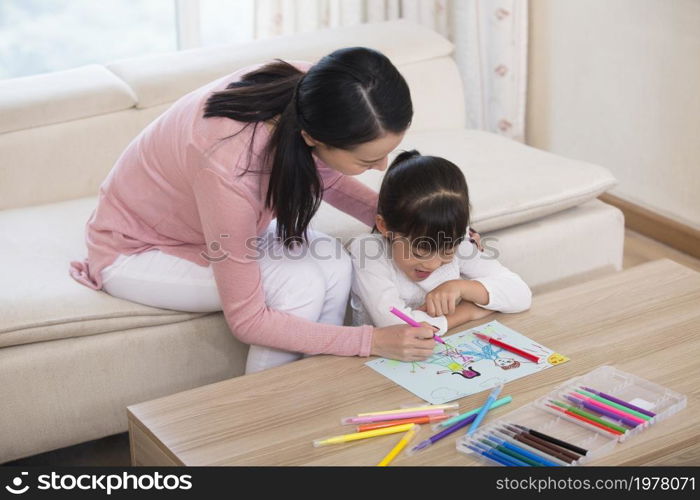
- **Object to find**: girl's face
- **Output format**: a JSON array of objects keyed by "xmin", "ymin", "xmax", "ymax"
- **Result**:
[
  {"xmin": 301, "ymin": 131, "xmax": 405, "ymax": 176},
  {"xmin": 376, "ymin": 215, "xmax": 456, "ymax": 282}
]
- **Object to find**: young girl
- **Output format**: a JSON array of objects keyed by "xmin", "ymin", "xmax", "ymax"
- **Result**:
[{"xmin": 349, "ymin": 150, "xmax": 532, "ymax": 341}]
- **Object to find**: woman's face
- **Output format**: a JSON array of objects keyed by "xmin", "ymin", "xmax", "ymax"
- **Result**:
[{"xmin": 302, "ymin": 131, "xmax": 405, "ymax": 176}]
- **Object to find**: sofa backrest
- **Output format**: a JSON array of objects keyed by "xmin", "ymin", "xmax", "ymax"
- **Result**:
[{"xmin": 0, "ymin": 20, "xmax": 464, "ymax": 211}]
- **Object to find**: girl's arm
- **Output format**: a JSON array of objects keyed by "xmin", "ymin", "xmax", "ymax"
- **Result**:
[
  {"xmin": 444, "ymin": 301, "xmax": 495, "ymax": 329},
  {"xmin": 348, "ymin": 236, "xmax": 450, "ymax": 334},
  {"xmin": 417, "ymin": 299, "xmax": 495, "ymax": 329},
  {"xmin": 456, "ymin": 239, "xmax": 532, "ymax": 313}
]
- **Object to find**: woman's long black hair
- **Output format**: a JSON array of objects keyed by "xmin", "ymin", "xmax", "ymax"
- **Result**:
[{"xmin": 203, "ymin": 47, "xmax": 413, "ymax": 245}]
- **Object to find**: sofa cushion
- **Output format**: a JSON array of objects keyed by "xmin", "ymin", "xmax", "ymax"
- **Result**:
[
  {"xmin": 0, "ymin": 197, "xmax": 207, "ymax": 349},
  {"xmin": 0, "ymin": 65, "xmax": 137, "ymax": 135},
  {"xmin": 311, "ymin": 128, "xmax": 618, "ymax": 239},
  {"xmin": 106, "ymin": 20, "xmax": 453, "ymax": 109}
]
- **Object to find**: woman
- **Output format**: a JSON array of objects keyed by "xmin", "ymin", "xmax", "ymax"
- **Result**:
[{"xmin": 70, "ymin": 47, "xmax": 436, "ymax": 373}]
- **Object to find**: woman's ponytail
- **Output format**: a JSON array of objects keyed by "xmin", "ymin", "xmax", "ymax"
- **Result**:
[
  {"xmin": 264, "ymin": 77, "xmax": 321, "ymax": 245},
  {"xmin": 203, "ymin": 48, "xmax": 413, "ymax": 247}
]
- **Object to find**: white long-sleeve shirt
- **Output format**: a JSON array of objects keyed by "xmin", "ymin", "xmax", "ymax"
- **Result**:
[{"xmin": 348, "ymin": 233, "xmax": 532, "ymax": 334}]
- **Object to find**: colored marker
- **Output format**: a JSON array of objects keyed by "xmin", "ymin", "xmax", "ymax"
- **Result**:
[
  {"xmin": 571, "ymin": 392, "xmax": 647, "ymax": 425},
  {"xmin": 358, "ymin": 403, "xmax": 458, "ymax": 417},
  {"xmin": 493, "ymin": 430, "xmax": 570, "ymax": 466},
  {"xmin": 575, "ymin": 389, "xmax": 652, "ymax": 421},
  {"xmin": 357, "ymin": 413, "xmax": 451, "ymax": 432},
  {"xmin": 487, "ymin": 434, "xmax": 561, "ymax": 466},
  {"xmin": 550, "ymin": 400, "xmax": 629, "ymax": 434},
  {"xmin": 477, "ymin": 438, "xmax": 544, "ymax": 466},
  {"xmin": 494, "ymin": 429, "xmax": 570, "ymax": 466},
  {"xmin": 473, "ymin": 332, "xmax": 542, "ymax": 363},
  {"xmin": 581, "ymin": 387, "xmax": 656, "ymax": 417},
  {"xmin": 377, "ymin": 424, "xmax": 419, "ymax": 466},
  {"xmin": 342, "ymin": 408, "xmax": 445, "ymax": 425},
  {"xmin": 467, "ymin": 384, "xmax": 503, "ymax": 436},
  {"xmin": 545, "ymin": 404, "xmax": 624, "ymax": 435},
  {"xmin": 313, "ymin": 423, "xmax": 416, "ymax": 447},
  {"xmin": 472, "ymin": 443, "xmax": 530, "ymax": 466},
  {"xmin": 467, "ymin": 445, "xmax": 514, "ymax": 466},
  {"xmin": 389, "ymin": 307, "xmax": 446, "ymax": 345},
  {"xmin": 511, "ymin": 424, "xmax": 588, "ymax": 456},
  {"xmin": 565, "ymin": 394, "xmax": 641, "ymax": 428},
  {"xmin": 500, "ymin": 427, "xmax": 577, "ymax": 464},
  {"xmin": 411, "ymin": 413, "xmax": 478, "ymax": 453},
  {"xmin": 436, "ymin": 396, "xmax": 513, "ymax": 429}
]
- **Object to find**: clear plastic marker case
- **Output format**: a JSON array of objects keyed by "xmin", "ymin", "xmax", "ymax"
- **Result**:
[{"xmin": 456, "ymin": 365, "xmax": 687, "ymax": 466}]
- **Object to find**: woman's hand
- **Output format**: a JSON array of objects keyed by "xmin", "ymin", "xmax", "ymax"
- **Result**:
[
  {"xmin": 422, "ymin": 279, "xmax": 466, "ymax": 316},
  {"xmin": 371, "ymin": 324, "xmax": 436, "ymax": 361}
]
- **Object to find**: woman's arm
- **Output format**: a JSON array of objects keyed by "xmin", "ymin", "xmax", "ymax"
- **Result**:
[{"xmin": 192, "ymin": 166, "xmax": 375, "ymax": 356}]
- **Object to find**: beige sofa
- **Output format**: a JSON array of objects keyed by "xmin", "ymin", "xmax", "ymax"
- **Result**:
[{"xmin": 0, "ymin": 21, "xmax": 623, "ymax": 463}]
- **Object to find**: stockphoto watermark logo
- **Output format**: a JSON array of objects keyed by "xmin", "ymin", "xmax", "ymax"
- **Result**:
[
  {"xmin": 5, "ymin": 472, "xmax": 29, "ymax": 495},
  {"xmin": 200, "ymin": 231, "xmax": 500, "ymax": 265},
  {"xmin": 3, "ymin": 470, "xmax": 192, "ymax": 496}
]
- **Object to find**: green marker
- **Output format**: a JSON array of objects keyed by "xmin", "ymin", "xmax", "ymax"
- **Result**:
[
  {"xmin": 549, "ymin": 400, "xmax": 628, "ymax": 434},
  {"xmin": 574, "ymin": 389, "xmax": 652, "ymax": 421}
]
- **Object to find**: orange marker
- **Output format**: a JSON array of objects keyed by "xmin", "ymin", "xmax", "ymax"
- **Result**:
[{"xmin": 357, "ymin": 414, "xmax": 451, "ymax": 432}]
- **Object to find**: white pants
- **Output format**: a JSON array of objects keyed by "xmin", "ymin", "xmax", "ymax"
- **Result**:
[{"xmin": 100, "ymin": 222, "xmax": 352, "ymax": 374}]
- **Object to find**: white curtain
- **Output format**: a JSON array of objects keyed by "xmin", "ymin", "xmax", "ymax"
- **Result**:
[{"xmin": 253, "ymin": 0, "xmax": 527, "ymax": 142}]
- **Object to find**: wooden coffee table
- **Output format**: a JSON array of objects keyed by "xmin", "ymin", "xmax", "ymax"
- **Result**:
[{"xmin": 127, "ymin": 259, "xmax": 700, "ymax": 466}]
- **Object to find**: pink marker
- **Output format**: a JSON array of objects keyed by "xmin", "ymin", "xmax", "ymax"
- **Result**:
[
  {"xmin": 342, "ymin": 409, "xmax": 446, "ymax": 425},
  {"xmin": 389, "ymin": 307, "xmax": 446, "ymax": 345},
  {"xmin": 572, "ymin": 392, "xmax": 647, "ymax": 425}
]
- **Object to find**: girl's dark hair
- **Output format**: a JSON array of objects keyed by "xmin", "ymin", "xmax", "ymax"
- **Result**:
[
  {"xmin": 203, "ymin": 47, "xmax": 413, "ymax": 245},
  {"xmin": 377, "ymin": 150, "xmax": 470, "ymax": 253}
]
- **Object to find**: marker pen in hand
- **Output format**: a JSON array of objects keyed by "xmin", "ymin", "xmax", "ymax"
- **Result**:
[{"xmin": 389, "ymin": 307, "xmax": 446, "ymax": 345}]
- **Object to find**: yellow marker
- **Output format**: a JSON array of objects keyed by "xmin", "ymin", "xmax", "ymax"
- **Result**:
[
  {"xmin": 313, "ymin": 423, "xmax": 415, "ymax": 447},
  {"xmin": 377, "ymin": 424, "xmax": 419, "ymax": 466},
  {"xmin": 358, "ymin": 403, "xmax": 458, "ymax": 417}
]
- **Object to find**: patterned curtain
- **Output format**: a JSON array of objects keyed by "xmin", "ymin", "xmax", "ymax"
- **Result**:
[{"xmin": 253, "ymin": 0, "xmax": 527, "ymax": 142}]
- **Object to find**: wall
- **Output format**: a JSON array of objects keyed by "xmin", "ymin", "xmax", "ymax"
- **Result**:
[{"xmin": 527, "ymin": 0, "xmax": 700, "ymax": 228}]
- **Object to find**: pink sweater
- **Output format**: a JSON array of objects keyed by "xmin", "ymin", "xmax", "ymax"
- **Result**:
[{"xmin": 69, "ymin": 61, "xmax": 377, "ymax": 357}]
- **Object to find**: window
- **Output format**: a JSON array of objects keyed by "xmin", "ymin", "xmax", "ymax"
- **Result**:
[
  {"xmin": 200, "ymin": 0, "xmax": 254, "ymax": 47},
  {"xmin": 0, "ymin": 0, "xmax": 256, "ymax": 79}
]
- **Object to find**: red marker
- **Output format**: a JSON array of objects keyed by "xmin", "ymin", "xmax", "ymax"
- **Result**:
[{"xmin": 473, "ymin": 332, "xmax": 541, "ymax": 363}]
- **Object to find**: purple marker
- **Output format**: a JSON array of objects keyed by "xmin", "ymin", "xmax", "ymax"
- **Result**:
[
  {"xmin": 411, "ymin": 413, "xmax": 477, "ymax": 453},
  {"xmin": 582, "ymin": 386, "xmax": 656, "ymax": 418},
  {"xmin": 565, "ymin": 394, "xmax": 640, "ymax": 428}
]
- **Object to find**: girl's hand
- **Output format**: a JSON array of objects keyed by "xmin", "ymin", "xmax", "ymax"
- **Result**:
[
  {"xmin": 422, "ymin": 279, "xmax": 466, "ymax": 316},
  {"xmin": 371, "ymin": 324, "xmax": 436, "ymax": 361},
  {"xmin": 469, "ymin": 227, "xmax": 484, "ymax": 252}
]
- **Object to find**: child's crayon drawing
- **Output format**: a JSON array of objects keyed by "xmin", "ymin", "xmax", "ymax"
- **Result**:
[{"xmin": 366, "ymin": 320, "xmax": 569, "ymax": 404}]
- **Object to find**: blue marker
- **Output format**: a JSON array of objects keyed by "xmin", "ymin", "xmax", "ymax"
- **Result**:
[
  {"xmin": 472, "ymin": 443, "xmax": 530, "ymax": 466},
  {"xmin": 467, "ymin": 384, "xmax": 504, "ymax": 436},
  {"xmin": 467, "ymin": 445, "xmax": 515, "ymax": 467},
  {"xmin": 488, "ymin": 434, "xmax": 559, "ymax": 466}
]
